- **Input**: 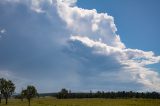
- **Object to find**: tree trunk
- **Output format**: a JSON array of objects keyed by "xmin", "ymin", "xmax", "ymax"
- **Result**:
[{"xmin": 5, "ymin": 97, "xmax": 8, "ymax": 104}]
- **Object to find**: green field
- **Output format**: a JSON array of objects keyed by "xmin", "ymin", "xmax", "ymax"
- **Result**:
[{"xmin": 0, "ymin": 97, "xmax": 160, "ymax": 106}]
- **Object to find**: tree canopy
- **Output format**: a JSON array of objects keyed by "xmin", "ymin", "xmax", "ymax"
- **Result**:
[
  {"xmin": 0, "ymin": 78, "xmax": 15, "ymax": 104},
  {"xmin": 23, "ymin": 85, "xmax": 38, "ymax": 106}
]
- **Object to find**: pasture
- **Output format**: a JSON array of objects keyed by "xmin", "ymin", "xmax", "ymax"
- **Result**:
[{"xmin": 0, "ymin": 97, "xmax": 160, "ymax": 106}]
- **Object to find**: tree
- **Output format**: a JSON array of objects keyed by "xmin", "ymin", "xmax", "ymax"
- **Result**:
[
  {"xmin": 0, "ymin": 78, "xmax": 15, "ymax": 104},
  {"xmin": 0, "ymin": 78, "xmax": 3, "ymax": 104},
  {"xmin": 23, "ymin": 85, "xmax": 37, "ymax": 106},
  {"xmin": 57, "ymin": 88, "xmax": 69, "ymax": 99}
]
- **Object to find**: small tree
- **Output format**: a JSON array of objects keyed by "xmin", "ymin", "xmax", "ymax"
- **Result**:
[
  {"xmin": 1, "ymin": 78, "xmax": 15, "ymax": 104},
  {"xmin": 23, "ymin": 85, "xmax": 37, "ymax": 106},
  {"xmin": 57, "ymin": 88, "xmax": 69, "ymax": 99}
]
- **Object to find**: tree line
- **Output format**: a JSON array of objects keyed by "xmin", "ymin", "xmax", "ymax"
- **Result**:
[
  {"xmin": 56, "ymin": 88, "xmax": 160, "ymax": 99},
  {"xmin": 1, "ymin": 78, "xmax": 160, "ymax": 106}
]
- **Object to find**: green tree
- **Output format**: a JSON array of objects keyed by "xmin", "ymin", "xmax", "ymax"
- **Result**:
[
  {"xmin": 23, "ymin": 85, "xmax": 37, "ymax": 106},
  {"xmin": 1, "ymin": 78, "xmax": 15, "ymax": 104},
  {"xmin": 57, "ymin": 88, "xmax": 69, "ymax": 99},
  {"xmin": 0, "ymin": 78, "xmax": 3, "ymax": 104}
]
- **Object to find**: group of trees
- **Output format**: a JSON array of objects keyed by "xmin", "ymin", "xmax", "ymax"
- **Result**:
[
  {"xmin": 0, "ymin": 78, "xmax": 38, "ymax": 106},
  {"xmin": 56, "ymin": 88, "xmax": 160, "ymax": 99}
]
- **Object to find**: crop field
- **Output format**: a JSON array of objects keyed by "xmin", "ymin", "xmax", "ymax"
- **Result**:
[{"xmin": 0, "ymin": 97, "xmax": 160, "ymax": 106}]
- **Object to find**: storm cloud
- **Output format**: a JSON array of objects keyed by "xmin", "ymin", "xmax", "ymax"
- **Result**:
[{"xmin": 0, "ymin": 0, "xmax": 160, "ymax": 92}]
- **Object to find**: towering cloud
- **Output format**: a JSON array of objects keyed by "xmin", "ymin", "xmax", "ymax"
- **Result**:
[
  {"xmin": 56, "ymin": 0, "xmax": 125, "ymax": 49},
  {"xmin": 0, "ymin": 0, "xmax": 160, "ymax": 92}
]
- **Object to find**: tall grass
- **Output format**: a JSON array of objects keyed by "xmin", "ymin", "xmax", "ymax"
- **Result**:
[{"xmin": 0, "ymin": 97, "xmax": 160, "ymax": 106}]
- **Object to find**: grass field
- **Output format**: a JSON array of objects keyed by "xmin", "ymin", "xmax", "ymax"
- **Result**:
[{"xmin": 0, "ymin": 97, "xmax": 160, "ymax": 106}]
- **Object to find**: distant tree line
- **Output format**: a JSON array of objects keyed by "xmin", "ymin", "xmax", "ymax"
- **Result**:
[
  {"xmin": 56, "ymin": 88, "xmax": 160, "ymax": 99},
  {"xmin": 1, "ymin": 77, "xmax": 160, "ymax": 106}
]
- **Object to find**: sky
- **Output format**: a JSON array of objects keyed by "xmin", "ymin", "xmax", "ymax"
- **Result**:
[
  {"xmin": 77, "ymin": 0, "xmax": 160, "ymax": 55},
  {"xmin": 0, "ymin": 0, "xmax": 160, "ymax": 93}
]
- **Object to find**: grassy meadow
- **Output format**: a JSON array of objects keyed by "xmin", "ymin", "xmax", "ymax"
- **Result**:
[{"xmin": 0, "ymin": 97, "xmax": 160, "ymax": 106}]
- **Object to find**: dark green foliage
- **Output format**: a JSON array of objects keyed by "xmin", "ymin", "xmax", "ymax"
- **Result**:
[
  {"xmin": 56, "ymin": 88, "xmax": 160, "ymax": 99},
  {"xmin": 57, "ymin": 88, "xmax": 69, "ymax": 99},
  {"xmin": 0, "ymin": 78, "xmax": 15, "ymax": 104},
  {"xmin": 23, "ymin": 85, "xmax": 38, "ymax": 106}
]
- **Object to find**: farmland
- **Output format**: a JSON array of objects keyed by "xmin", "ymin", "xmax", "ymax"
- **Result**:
[{"xmin": 0, "ymin": 97, "xmax": 160, "ymax": 106}]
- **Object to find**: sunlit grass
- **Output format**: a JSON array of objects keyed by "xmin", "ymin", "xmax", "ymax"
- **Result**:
[{"xmin": 0, "ymin": 97, "xmax": 160, "ymax": 106}]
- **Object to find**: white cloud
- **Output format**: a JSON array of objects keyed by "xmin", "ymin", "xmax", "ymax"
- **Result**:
[
  {"xmin": 55, "ymin": 0, "xmax": 160, "ymax": 91},
  {"xmin": 0, "ymin": 28, "xmax": 6, "ymax": 38},
  {"xmin": 0, "ymin": 70, "xmax": 11, "ymax": 78},
  {"xmin": 70, "ymin": 35, "xmax": 160, "ymax": 65},
  {"xmin": 30, "ymin": 0, "xmax": 54, "ymax": 13},
  {"xmin": 58, "ymin": 0, "xmax": 77, "ymax": 6},
  {"xmin": 0, "ymin": 0, "xmax": 52, "ymax": 13},
  {"xmin": 56, "ymin": 1, "xmax": 125, "ymax": 49},
  {"xmin": 0, "ymin": 0, "xmax": 160, "ymax": 92},
  {"xmin": 69, "ymin": 35, "xmax": 160, "ymax": 91},
  {"xmin": 0, "ymin": 28, "xmax": 6, "ymax": 34}
]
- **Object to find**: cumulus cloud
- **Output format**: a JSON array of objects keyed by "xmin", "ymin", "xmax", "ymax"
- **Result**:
[
  {"xmin": 56, "ymin": 0, "xmax": 160, "ymax": 91},
  {"xmin": 0, "ymin": 0, "xmax": 160, "ymax": 92},
  {"xmin": 68, "ymin": 36, "xmax": 160, "ymax": 91},
  {"xmin": 56, "ymin": 1, "xmax": 125, "ymax": 49}
]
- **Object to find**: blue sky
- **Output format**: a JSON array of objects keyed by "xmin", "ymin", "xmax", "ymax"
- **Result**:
[{"xmin": 0, "ymin": 0, "xmax": 160, "ymax": 93}]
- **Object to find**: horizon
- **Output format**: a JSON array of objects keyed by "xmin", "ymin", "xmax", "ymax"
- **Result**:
[{"xmin": 0, "ymin": 0, "xmax": 160, "ymax": 93}]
